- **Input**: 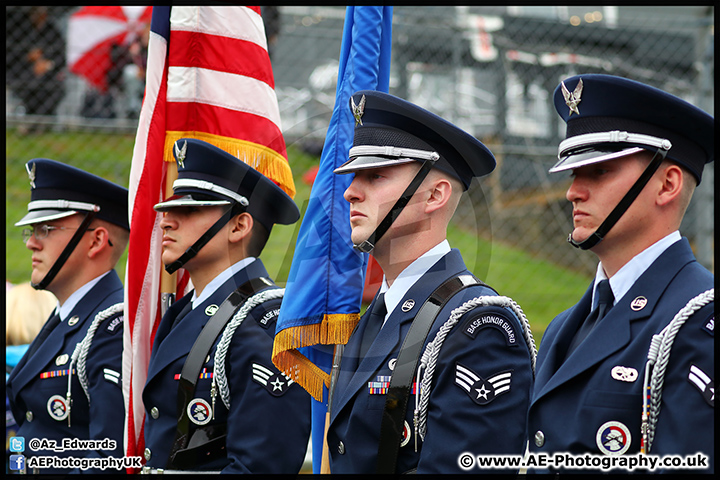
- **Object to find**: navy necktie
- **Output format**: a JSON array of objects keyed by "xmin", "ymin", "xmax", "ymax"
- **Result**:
[
  {"xmin": 360, "ymin": 293, "xmax": 386, "ymax": 359},
  {"xmin": 26, "ymin": 310, "xmax": 62, "ymax": 358},
  {"xmin": 565, "ymin": 280, "xmax": 614, "ymax": 359}
]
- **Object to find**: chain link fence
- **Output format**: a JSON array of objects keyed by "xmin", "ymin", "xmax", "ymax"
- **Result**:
[{"xmin": 6, "ymin": 6, "xmax": 714, "ymax": 333}]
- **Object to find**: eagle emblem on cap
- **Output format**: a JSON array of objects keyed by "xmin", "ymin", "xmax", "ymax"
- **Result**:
[
  {"xmin": 561, "ymin": 78, "xmax": 583, "ymax": 116},
  {"xmin": 351, "ymin": 94, "xmax": 366, "ymax": 126},
  {"xmin": 174, "ymin": 140, "xmax": 188, "ymax": 169},
  {"xmin": 26, "ymin": 162, "xmax": 36, "ymax": 189}
]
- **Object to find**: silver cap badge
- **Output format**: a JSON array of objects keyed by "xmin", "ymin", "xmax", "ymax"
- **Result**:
[
  {"xmin": 174, "ymin": 140, "xmax": 188, "ymax": 169},
  {"xmin": 561, "ymin": 78, "xmax": 584, "ymax": 116},
  {"xmin": 351, "ymin": 94, "xmax": 366, "ymax": 126},
  {"xmin": 27, "ymin": 162, "xmax": 36, "ymax": 189}
]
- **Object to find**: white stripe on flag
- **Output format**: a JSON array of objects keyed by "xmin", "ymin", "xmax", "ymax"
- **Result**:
[
  {"xmin": 167, "ymin": 67, "xmax": 282, "ymax": 129},
  {"xmin": 170, "ymin": 6, "xmax": 267, "ymax": 48}
]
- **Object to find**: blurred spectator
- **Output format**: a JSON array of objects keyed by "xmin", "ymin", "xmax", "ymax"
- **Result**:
[
  {"xmin": 122, "ymin": 21, "xmax": 150, "ymax": 118},
  {"xmin": 82, "ymin": 20, "xmax": 149, "ymax": 119},
  {"xmin": 6, "ymin": 282, "xmax": 57, "ymax": 472},
  {"xmin": 6, "ymin": 7, "xmax": 66, "ymax": 129},
  {"xmin": 6, "ymin": 282, "xmax": 57, "ymax": 346}
]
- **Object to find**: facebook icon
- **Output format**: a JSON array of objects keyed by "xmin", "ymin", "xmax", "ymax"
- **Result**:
[{"xmin": 9, "ymin": 454, "xmax": 25, "ymax": 471}]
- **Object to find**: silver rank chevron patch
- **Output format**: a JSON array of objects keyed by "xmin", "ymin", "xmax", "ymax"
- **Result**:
[
  {"xmin": 454, "ymin": 363, "xmax": 512, "ymax": 406},
  {"xmin": 561, "ymin": 78, "xmax": 583, "ymax": 116},
  {"xmin": 688, "ymin": 364, "xmax": 714, "ymax": 407},
  {"xmin": 174, "ymin": 140, "xmax": 188, "ymax": 168},
  {"xmin": 252, "ymin": 363, "xmax": 294, "ymax": 397},
  {"xmin": 351, "ymin": 94, "xmax": 366, "ymax": 126}
]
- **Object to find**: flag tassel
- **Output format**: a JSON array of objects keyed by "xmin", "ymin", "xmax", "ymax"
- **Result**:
[{"xmin": 272, "ymin": 313, "xmax": 359, "ymax": 401}]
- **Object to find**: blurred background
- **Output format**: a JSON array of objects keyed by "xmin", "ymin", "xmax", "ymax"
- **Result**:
[{"xmin": 6, "ymin": 6, "xmax": 715, "ymax": 343}]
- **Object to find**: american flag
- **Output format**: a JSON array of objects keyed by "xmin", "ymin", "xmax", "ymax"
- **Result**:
[{"xmin": 122, "ymin": 6, "xmax": 293, "ymax": 469}]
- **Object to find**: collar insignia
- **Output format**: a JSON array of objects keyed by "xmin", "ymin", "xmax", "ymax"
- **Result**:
[
  {"xmin": 401, "ymin": 299, "xmax": 415, "ymax": 312},
  {"xmin": 351, "ymin": 94, "xmax": 366, "ymax": 126},
  {"xmin": 174, "ymin": 140, "xmax": 188, "ymax": 169},
  {"xmin": 27, "ymin": 162, "xmax": 36, "ymax": 189},
  {"xmin": 630, "ymin": 296, "xmax": 647, "ymax": 311},
  {"xmin": 561, "ymin": 78, "xmax": 583, "ymax": 116}
]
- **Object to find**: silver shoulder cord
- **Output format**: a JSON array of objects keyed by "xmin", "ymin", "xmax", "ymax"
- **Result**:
[
  {"xmin": 414, "ymin": 295, "xmax": 537, "ymax": 449},
  {"xmin": 211, "ymin": 288, "xmax": 286, "ymax": 416},
  {"xmin": 641, "ymin": 288, "xmax": 714, "ymax": 454},
  {"xmin": 66, "ymin": 302, "xmax": 125, "ymax": 427}
]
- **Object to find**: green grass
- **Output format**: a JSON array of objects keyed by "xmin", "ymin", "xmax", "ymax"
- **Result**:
[
  {"xmin": 6, "ymin": 128, "xmax": 590, "ymax": 344},
  {"xmin": 446, "ymin": 222, "xmax": 591, "ymax": 343}
]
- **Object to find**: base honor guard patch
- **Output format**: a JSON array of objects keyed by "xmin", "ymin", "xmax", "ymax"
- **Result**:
[
  {"xmin": 252, "ymin": 363, "xmax": 294, "ymax": 397},
  {"xmin": 454, "ymin": 364, "xmax": 512, "ymax": 405},
  {"xmin": 462, "ymin": 307, "xmax": 517, "ymax": 346},
  {"xmin": 702, "ymin": 315, "xmax": 714, "ymax": 337}
]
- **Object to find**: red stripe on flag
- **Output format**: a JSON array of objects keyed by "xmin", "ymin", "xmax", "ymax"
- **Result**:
[
  {"xmin": 166, "ymin": 102, "xmax": 287, "ymax": 156},
  {"xmin": 168, "ymin": 31, "xmax": 275, "ymax": 88}
]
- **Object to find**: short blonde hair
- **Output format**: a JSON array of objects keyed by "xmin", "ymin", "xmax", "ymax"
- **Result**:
[{"xmin": 6, "ymin": 282, "xmax": 57, "ymax": 346}]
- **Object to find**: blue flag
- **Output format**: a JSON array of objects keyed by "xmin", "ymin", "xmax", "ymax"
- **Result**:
[{"xmin": 271, "ymin": 6, "xmax": 392, "ymax": 473}]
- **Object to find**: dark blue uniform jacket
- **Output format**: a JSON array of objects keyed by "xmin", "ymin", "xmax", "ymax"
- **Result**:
[
  {"xmin": 327, "ymin": 249, "xmax": 534, "ymax": 474},
  {"xmin": 7, "ymin": 270, "xmax": 126, "ymax": 474},
  {"xmin": 528, "ymin": 238, "xmax": 714, "ymax": 474},
  {"xmin": 142, "ymin": 259, "xmax": 311, "ymax": 473}
]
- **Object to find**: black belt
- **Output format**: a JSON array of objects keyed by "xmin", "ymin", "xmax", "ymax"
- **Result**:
[
  {"xmin": 167, "ymin": 276, "xmax": 274, "ymax": 470},
  {"xmin": 376, "ymin": 274, "xmax": 490, "ymax": 473}
]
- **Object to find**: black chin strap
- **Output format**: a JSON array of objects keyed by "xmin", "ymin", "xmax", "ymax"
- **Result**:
[
  {"xmin": 568, "ymin": 146, "xmax": 669, "ymax": 250},
  {"xmin": 354, "ymin": 160, "xmax": 435, "ymax": 253},
  {"xmin": 164, "ymin": 205, "xmax": 238, "ymax": 274},
  {"xmin": 32, "ymin": 210, "xmax": 98, "ymax": 290}
]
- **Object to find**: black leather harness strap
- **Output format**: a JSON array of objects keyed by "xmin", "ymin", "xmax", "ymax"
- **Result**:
[
  {"xmin": 167, "ymin": 276, "xmax": 274, "ymax": 469},
  {"xmin": 376, "ymin": 274, "xmax": 494, "ymax": 473}
]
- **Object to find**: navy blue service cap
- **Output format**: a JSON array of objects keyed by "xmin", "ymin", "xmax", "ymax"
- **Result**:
[
  {"xmin": 550, "ymin": 74, "xmax": 714, "ymax": 184},
  {"xmin": 154, "ymin": 138, "xmax": 300, "ymax": 231},
  {"xmin": 15, "ymin": 158, "xmax": 129, "ymax": 230},
  {"xmin": 333, "ymin": 90, "xmax": 496, "ymax": 190}
]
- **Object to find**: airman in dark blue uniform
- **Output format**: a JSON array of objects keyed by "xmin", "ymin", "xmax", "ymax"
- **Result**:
[
  {"xmin": 327, "ymin": 91, "xmax": 536, "ymax": 474},
  {"xmin": 141, "ymin": 139, "xmax": 311, "ymax": 473},
  {"xmin": 528, "ymin": 74, "xmax": 714, "ymax": 474},
  {"xmin": 7, "ymin": 159, "xmax": 130, "ymax": 474}
]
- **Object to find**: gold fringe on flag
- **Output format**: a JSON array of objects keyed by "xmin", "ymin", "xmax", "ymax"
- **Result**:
[
  {"xmin": 272, "ymin": 312, "xmax": 360, "ymax": 402},
  {"xmin": 163, "ymin": 131, "xmax": 296, "ymax": 199}
]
